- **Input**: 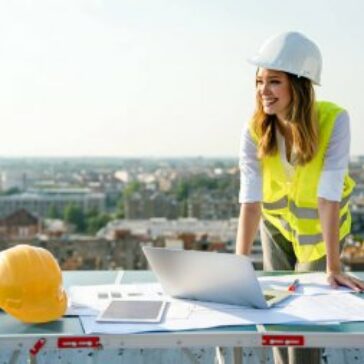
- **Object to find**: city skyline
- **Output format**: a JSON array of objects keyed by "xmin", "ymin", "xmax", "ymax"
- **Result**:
[{"xmin": 0, "ymin": 0, "xmax": 363, "ymax": 157}]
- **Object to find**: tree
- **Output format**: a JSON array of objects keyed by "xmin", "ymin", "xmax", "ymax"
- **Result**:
[
  {"xmin": 115, "ymin": 191, "xmax": 125, "ymax": 218},
  {"xmin": 0, "ymin": 187, "xmax": 21, "ymax": 196},
  {"xmin": 47, "ymin": 205, "xmax": 61, "ymax": 219},
  {"xmin": 175, "ymin": 180, "xmax": 189, "ymax": 201},
  {"xmin": 123, "ymin": 181, "xmax": 142, "ymax": 198},
  {"xmin": 86, "ymin": 213, "xmax": 112, "ymax": 235},
  {"xmin": 85, "ymin": 208, "xmax": 99, "ymax": 219},
  {"xmin": 63, "ymin": 204, "xmax": 86, "ymax": 232}
]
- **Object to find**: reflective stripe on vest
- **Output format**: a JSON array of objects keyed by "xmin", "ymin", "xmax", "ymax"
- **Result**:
[
  {"xmin": 277, "ymin": 211, "xmax": 349, "ymax": 246},
  {"xmin": 263, "ymin": 194, "xmax": 351, "ymax": 219}
]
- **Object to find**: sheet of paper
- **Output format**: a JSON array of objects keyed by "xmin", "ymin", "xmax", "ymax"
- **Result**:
[
  {"xmin": 67, "ymin": 272, "xmax": 355, "ymax": 316},
  {"xmin": 166, "ymin": 301, "xmax": 193, "ymax": 320},
  {"xmin": 66, "ymin": 283, "xmax": 167, "ymax": 316},
  {"xmin": 80, "ymin": 293, "xmax": 364, "ymax": 334},
  {"xmin": 258, "ymin": 272, "xmax": 357, "ymax": 295}
]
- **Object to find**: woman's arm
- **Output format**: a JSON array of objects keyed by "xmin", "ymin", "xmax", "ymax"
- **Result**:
[
  {"xmin": 236, "ymin": 125, "xmax": 262, "ymax": 255},
  {"xmin": 318, "ymin": 197, "xmax": 340, "ymax": 274},
  {"xmin": 318, "ymin": 197, "xmax": 364, "ymax": 290},
  {"xmin": 318, "ymin": 111, "xmax": 364, "ymax": 290},
  {"xmin": 235, "ymin": 202, "xmax": 261, "ymax": 255}
]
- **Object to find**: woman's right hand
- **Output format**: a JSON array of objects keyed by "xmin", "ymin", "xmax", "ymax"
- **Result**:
[{"xmin": 326, "ymin": 271, "xmax": 364, "ymax": 291}]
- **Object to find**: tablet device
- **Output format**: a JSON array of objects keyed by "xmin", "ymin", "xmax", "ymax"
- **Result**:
[{"xmin": 97, "ymin": 300, "xmax": 167, "ymax": 323}]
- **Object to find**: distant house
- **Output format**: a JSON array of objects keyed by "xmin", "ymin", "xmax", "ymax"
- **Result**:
[
  {"xmin": 43, "ymin": 218, "xmax": 68, "ymax": 238},
  {"xmin": 0, "ymin": 208, "xmax": 41, "ymax": 239}
]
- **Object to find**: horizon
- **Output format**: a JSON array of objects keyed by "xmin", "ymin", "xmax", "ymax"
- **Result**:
[
  {"xmin": 0, "ymin": 155, "xmax": 238, "ymax": 160},
  {"xmin": 1, "ymin": 154, "xmax": 364, "ymax": 161}
]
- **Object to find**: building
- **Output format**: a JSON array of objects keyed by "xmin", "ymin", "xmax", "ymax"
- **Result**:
[
  {"xmin": 0, "ymin": 188, "xmax": 106, "ymax": 218},
  {"xmin": 0, "ymin": 209, "xmax": 40, "ymax": 239},
  {"xmin": 124, "ymin": 190, "xmax": 178, "ymax": 219},
  {"xmin": 187, "ymin": 190, "xmax": 239, "ymax": 220},
  {"xmin": 0, "ymin": 233, "xmax": 149, "ymax": 271},
  {"xmin": 99, "ymin": 218, "xmax": 238, "ymax": 248},
  {"xmin": 0, "ymin": 170, "xmax": 27, "ymax": 191},
  {"xmin": 42, "ymin": 218, "xmax": 69, "ymax": 238}
]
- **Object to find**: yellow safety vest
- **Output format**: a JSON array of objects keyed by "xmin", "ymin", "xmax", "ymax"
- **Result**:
[{"xmin": 249, "ymin": 101, "xmax": 355, "ymax": 263}]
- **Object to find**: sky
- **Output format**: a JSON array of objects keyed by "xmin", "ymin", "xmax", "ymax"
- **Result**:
[{"xmin": 0, "ymin": 0, "xmax": 363, "ymax": 157}]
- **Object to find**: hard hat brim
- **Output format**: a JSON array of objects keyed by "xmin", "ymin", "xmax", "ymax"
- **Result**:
[
  {"xmin": 247, "ymin": 56, "xmax": 321, "ymax": 86},
  {"xmin": 4, "ymin": 291, "xmax": 68, "ymax": 323}
]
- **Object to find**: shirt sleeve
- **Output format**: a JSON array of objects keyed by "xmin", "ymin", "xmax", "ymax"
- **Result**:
[
  {"xmin": 239, "ymin": 125, "xmax": 262, "ymax": 203},
  {"xmin": 317, "ymin": 110, "xmax": 350, "ymax": 202}
]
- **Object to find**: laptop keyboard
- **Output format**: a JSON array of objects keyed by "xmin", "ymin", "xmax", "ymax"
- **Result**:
[{"xmin": 264, "ymin": 294, "xmax": 275, "ymax": 301}]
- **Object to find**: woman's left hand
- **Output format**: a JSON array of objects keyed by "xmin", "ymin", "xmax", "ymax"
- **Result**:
[{"xmin": 327, "ymin": 271, "xmax": 364, "ymax": 291}]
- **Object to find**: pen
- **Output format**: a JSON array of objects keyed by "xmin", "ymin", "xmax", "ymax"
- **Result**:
[{"xmin": 288, "ymin": 279, "xmax": 300, "ymax": 292}]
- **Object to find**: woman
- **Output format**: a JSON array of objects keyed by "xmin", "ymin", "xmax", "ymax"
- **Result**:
[{"xmin": 236, "ymin": 31, "xmax": 364, "ymax": 364}]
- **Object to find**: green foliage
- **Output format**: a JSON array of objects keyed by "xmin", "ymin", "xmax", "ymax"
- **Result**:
[
  {"xmin": 63, "ymin": 203, "xmax": 86, "ymax": 232},
  {"xmin": 115, "ymin": 210, "xmax": 125, "ymax": 219},
  {"xmin": 63, "ymin": 204, "xmax": 112, "ymax": 234},
  {"xmin": 86, "ymin": 213, "xmax": 112, "ymax": 234},
  {"xmin": 175, "ymin": 180, "xmax": 189, "ymax": 201},
  {"xmin": 116, "ymin": 196, "xmax": 125, "ymax": 218},
  {"xmin": 123, "ymin": 181, "xmax": 142, "ymax": 198},
  {"xmin": 173, "ymin": 174, "xmax": 232, "ymax": 201},
  {"xmin": 47, "ymin": 205, "xmax": 61, "ymax": 219},
  {"xmin": 0, "ymin": 187, "xmax": 21, "ymax": 196},
  {"xmin": 181, "ymin": 199, "xmax": 188, "ymax": 217},
  {"xmin": 85, "ymin": 207, "xmax": 99, "ymax": 219}
]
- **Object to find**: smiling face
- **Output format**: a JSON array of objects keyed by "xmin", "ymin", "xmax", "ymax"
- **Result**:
[{"xmin": 256, "ymin": 68, "xmax": 292, "ymax": 122}]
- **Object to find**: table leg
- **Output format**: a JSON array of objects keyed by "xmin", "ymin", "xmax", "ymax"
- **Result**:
[
  {"xmin": 181, "ymin": 348, "xmax": 201, "ymax": 364},
  {"xmin": 215, "ymin": 346, "xmax": 243, "ymax": 364},
  {"xmin": 215, "ymin": 346, "xmax": 225, "ymax": 364},
  {"xmin": 9, "ymin": 351, "xmax": 21, "ymax": 364},
  {"xmin": 29, "ymin": 354, "xmax": 37, "ymax": 364},
  {"xmin": 233, "ymin": 347, "xmax": 243, "ymax": 364}
]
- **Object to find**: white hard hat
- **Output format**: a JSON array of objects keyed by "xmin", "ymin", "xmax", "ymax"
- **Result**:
[{"xmin": 248, "ymin": 31, "xmax": 322, "ymax": 85}]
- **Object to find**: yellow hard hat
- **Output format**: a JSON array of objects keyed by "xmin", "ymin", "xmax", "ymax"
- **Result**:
[{"xmin": 0, "ymin": 244, "xmax": 67, "ymax": 323}]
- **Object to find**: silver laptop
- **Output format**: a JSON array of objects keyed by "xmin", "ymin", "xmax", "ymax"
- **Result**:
[{"xmin": 142, "ymin": 247, "xmax": 291, "ymax": 309}]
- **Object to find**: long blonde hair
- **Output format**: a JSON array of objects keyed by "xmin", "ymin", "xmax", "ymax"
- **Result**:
[{"xmin": 252, "ymin": 73, "xmax": 318, "ymax": 165}]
